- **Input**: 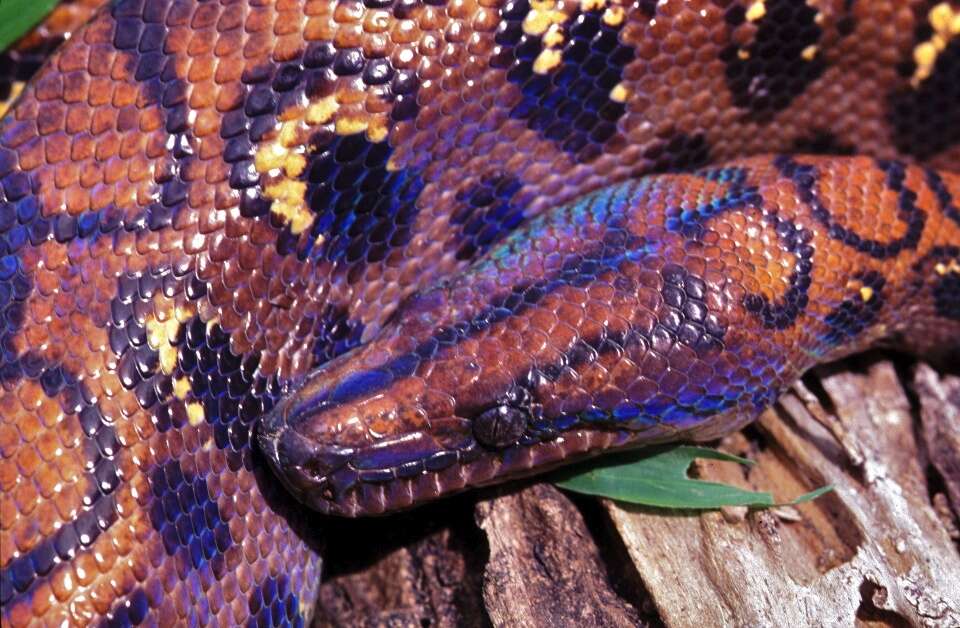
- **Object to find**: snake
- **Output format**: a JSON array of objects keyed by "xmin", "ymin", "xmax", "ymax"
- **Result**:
[{"xmin": 0, "ymin": 0, "xmax": 958, "ymax": 625}]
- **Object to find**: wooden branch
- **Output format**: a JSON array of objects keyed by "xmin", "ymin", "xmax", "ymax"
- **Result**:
[
  {"xmin": 475, "ymin": 483, "xmax": 646, "ymax": 627},
  {"xmin": 314, "ymin": 356, "xmax": 960, "ymax": 627}
]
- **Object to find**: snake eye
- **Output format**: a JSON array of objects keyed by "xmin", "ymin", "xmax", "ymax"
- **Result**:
[{"xmin": 473, "ymin": 404, "xmax": 528, "ymax": 448}]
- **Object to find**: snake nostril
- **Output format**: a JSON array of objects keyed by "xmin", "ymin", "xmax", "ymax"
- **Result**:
[{"xmin": 257, "ymin": 413, "xmax": 354, "ymax": 485}]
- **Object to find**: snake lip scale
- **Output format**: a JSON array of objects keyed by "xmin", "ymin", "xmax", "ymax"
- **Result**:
[{"xmin": 1, "ymin": 0, "xmax": 959, "ymax": 624}]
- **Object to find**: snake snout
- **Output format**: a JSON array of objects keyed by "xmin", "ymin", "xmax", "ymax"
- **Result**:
[{"xmin": 256, "ymin": 399, "xmax": 358, "ymax": 510}]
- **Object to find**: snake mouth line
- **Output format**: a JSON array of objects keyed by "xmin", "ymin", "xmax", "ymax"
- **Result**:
[{"xmin": 257, "ymin": 411, "xmax": 672, "ymax": 516}]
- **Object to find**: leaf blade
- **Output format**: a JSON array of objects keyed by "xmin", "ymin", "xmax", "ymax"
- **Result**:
[
  {"xmin": 0, "ymin": 0, "xmax": 62, "ymax": 53},
  {"xmin": 554, "ymin": 445, "xmax": 831, "ymax": 510}
]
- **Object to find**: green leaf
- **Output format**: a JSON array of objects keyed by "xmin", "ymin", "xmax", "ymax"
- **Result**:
[
  {"xmin": 787, "ymin": 483, "xmax": 835, "ymax": 505},
  {"xmin": 554, "ymin": 445, "xmax": 833, "ymax": 510},
  {"xmin": 0, "ymin": 0, "xmax": 62, "ymax": 53}
]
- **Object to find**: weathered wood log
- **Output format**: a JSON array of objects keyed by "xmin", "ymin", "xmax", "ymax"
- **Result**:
[{"xmin": 314, "ymin": 355, "xmax": 959, "ymax": 627}]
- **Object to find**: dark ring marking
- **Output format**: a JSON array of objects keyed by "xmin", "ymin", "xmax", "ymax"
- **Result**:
[
  {"xmin": 227, "ymin": 41, "xmax": 424, "ymax": 268},
  {"xmin": 146, "ymin": 460, "xmax": 233, "ymax": 576},
  {"xmin": 741, "ymin": 212, "xmax": 816, "ymax": 330},
  {"xmin": 925, "ymin": 168, "xmax": 960, "ymax": 228},
  {"xmin": 911, "ymin": 245, "xmax": 960, "ymax": 322},
  {"xmin": 299, "ymin": 133, "xmax": 426, "ymax": 267},
  {"xmin": 775, "ymin": 156, "xmax": 926, "ymax": 259},
  {"xmin": 819, "ymin": 270, "xmax": 886, "ymax": 347},
  {"xmin": 665, "ymin": 165, "xmax": 815, "ymax": 330},
  {"xmin": 112, "ymin": 263, "xmax": 325, "ymax": 556},
  {"xmin": 0, "ymin": 361, "xmax": 119, "ymax": 610}
]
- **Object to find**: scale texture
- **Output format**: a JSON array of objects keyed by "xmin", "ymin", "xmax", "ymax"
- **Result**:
[{"xmin": 0, "ymin": 0, "xmax": 958, "ymax": 625}]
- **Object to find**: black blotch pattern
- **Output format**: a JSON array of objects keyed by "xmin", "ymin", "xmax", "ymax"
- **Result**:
[
  {"xmin": 889, "ymin": 14, "xmax": 960, "ymax": 160},
  {"xmin": 99, "ymin": 588, "xmax": 150, "ymax": 628},
  {"xmin": 776, "ymin": 156, "xmax": 926, "ymax": 259},
  {"xmin": 146, "ymin": 460, "xmax": 233, "ymax": 575},
  {"xmin": 642, "ymin": 132, "xmax": 712, "ymax": 172},
  {"xmin": 245, "ymin": 575, "xmax": 304, "ymax": 628},
  {"xmin": 451, "ymin": 173, "xmax": 525, "ymax": 260},
  {"xmin": 0, "ymin": 363, "xmax": 119, "ymax": 609},
  {"xmin": 222, "ymin": 41, "xmax": 421, "ymax": 264},
  {"xmin": 163, "ymin": 287, "xmax": 324, "ymax": 553},
  {"xmin": 108, "ymin": 267, "xmax": 182, "ymax": 413},
  {"xmin": 638, "ymin": 0, "xmax": 657, "ymax": 18},
  {"xmin": 820, "ymin": 271, "xmax": 886, "ymax": 346},
  {"xmin": 111, "ymin": 3, "xmax": 196, "ymax": 236},
  {"xmin": 106, "ymin": 266, "xmax": 321, "ymax": 573},
  {"xmin": 0, "ymin": 101, "xmax": 131, "ymax": 613},
  {"xmin": 104, "ymin": 263, "xmax": 270, "ymax": 458},
  {"xmin": 933, "ymin": 269, "xmax": 960, "ymax": 321},
  {"xmin": 657, "ymin": 263, "xmax": 727, "ymax": 357},
  {"xmin": 0, "ymin": 156, "xmax": 32, "ymax": 377},
  {"xmin": 177, "ymin": 315, "xmax": 278, "ymax": 454},
  {"xmin": 311, "ymin": 304, "xmax": 366, "ymax": 367},
  {"xmin": 492, "ymin": 0, "xmax": 636, "ymax": 162},
  {"xmin": 0, "ymin": 121, "xmax": 174, "ymax": 255},
  {"xmin": 911, "ymin": 246, "xmax": 960, "ymax": 322},
  {"xmin": 659, "ymin": 164, "xmax": 815, "ymax": 330},
  {"xmin": 298, "ymin": 133, "xmax": 426, "ymax": 266},
  {"xmin": 793, "ymin": 131, "xmax": 856, "ymax": 156},
  {"xmin": 721, "ymin": 0, "xmax": 825, "ymax": 117}
]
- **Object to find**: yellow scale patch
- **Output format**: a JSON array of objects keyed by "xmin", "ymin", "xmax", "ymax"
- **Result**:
[
  {"xmin": 745, "ymin": 0, "xmax": 766, "ymax": 22},
  {"xmin": 609, "ymin": 83, "xmax": 630, "ymax": 103},
  {"xmin": 528, "ymin": 0, "xmax": 628, "ymax": 75},
  {"xmin": 527, "ymin": 0, "xmax": 573, "ymax": 74},
  {"xmin": 912, "ymin": 2, "xmax": 960, "ymax": 87},
  {"xmin": 844, "ymin": 278, "xmax": 875, "ymax": 303},
  {"xmin": 172, "ymin": 377, "xmax": 191, "ymax": 400},
  {"xmin": 255, "ymin": 95, "xmax": 391, "ymax": 236},
  {"xmin": 142, "ymin": 303, "xmax": 207, "ymax": 426},
  {"xmin": 187, "ymin": 402, "xmax": 205, "ymax": 427},
  {"xmin": 144, "ymin": 304, "xmax": 195, "ymax": 375},
  {"xmin": 935, "ymin": 259, "xmax": 960, "ymax": 276}
]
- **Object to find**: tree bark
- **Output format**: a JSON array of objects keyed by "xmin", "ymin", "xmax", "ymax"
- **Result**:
[{"xmin": 314, "ymin": 354, "xmax": 960, "ymax": 627}]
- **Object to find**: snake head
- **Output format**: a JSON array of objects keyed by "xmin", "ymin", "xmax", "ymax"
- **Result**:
[
  {"xmin": 255, "ymin": 285, "xmax": 597, "ymax": 517},
  {"xmin": 255, "ymin": 258, "xmax": 691, "ymax": 515},
  {"xmin": 254, "ymin": 301, "xmax": 657, "ymax": 517},
  {"xmin": 256, "ymin": 226, "xmax": 745, "ymax": 515},
  {"xmin": 254, "ymin": 182, "xmax": 777, "ymax": 516}
]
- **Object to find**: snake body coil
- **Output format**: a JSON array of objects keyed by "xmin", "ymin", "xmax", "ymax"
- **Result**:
[{"xmin": 1, "ymin": 0, "xmax": 959, "ymax": 625}]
